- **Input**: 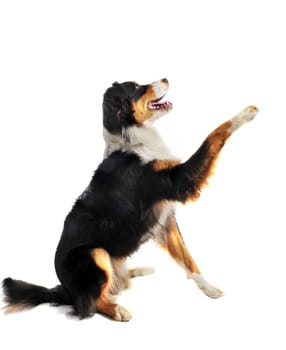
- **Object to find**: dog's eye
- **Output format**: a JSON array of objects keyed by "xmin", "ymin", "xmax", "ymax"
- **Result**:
[{"xmin": 135, "ymin": 84, "xmax": 140, "ymax": 90}]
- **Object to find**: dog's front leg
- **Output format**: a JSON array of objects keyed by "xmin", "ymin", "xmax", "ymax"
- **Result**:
[
  {"xmin": 153, "ymin": 105, "xmax": 258, "ymax": 202},
  {"xmin": 151, "ymin": 106, "xmax": 258, "ymax": 297},
  {"xmin": 156, "ymin": 214, "xmax": 223, "ymax": 298}
]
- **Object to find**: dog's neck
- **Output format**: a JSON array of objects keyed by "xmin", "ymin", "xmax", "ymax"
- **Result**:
[{"xmin": 103, "ymin": 123, "xmax": 178, "ymax": 163}]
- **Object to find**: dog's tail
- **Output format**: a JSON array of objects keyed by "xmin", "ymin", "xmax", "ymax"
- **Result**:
[{"xmin": 2, "ymin": 277, "xmax": 71, "ymax": 313}]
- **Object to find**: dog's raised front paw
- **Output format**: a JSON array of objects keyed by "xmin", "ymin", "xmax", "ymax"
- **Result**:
[{"xmin": 229, "ymin": 105, "xmax": 259, "ymax": 132}]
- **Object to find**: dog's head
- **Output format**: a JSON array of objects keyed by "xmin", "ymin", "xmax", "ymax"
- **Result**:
[{"xmin": 103, "ymin": 79, "xmax": 172, "ymax": 134}]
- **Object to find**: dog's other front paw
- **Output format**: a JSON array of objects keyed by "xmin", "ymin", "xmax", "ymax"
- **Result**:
[
  {"xmin": 128, "ymin": 266, "xmax": 155, "ymax": 278},
  {"xmin": 190, "ymin": 273, "xmax": 224, "ymax": 299},
  {"xmin": 229, "ymin": 105, "xmax": 259, "ymax": 133},
  {"xmin": 199, "ymin": 283, "xmax": 224, "ymax": 299}
]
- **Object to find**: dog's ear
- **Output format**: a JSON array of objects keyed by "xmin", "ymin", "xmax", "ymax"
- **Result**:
[
  {"xmin": 116, "ymin": 97, "xmax": 132, "ymax": 120},
  {"xmin": 104, "ymin": 84, "xmax": 132, "ymax": 117},
  {"xmin": 103, "ymin": 85, "xmax": 135, "ymax": 133}
]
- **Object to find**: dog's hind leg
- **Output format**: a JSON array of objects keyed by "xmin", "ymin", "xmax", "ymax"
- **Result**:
[
  {"xmin": 156, "ymin": 214, "xmax": 223, "ymax": 299},
  {"xmin": 91, "ymin": 249, "xmax": 132, "ymax": 321},
  {"xmin": 110, "ymin": 258, "xmax": 154, "ymax": 295}
]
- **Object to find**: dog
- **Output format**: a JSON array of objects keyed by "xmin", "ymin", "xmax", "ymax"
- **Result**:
[{"xmin": 2, "ymin": 79, "xmax": 258, "ymax": 321}]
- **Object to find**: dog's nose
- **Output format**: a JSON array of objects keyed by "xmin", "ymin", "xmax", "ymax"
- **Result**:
[{"xmin": 161, "ymin": 78, "xmax": 168, "ymax": 84}]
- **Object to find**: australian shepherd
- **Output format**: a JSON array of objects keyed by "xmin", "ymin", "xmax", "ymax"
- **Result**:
[{"xmin": 2, "ymin": 79, "xmax": 258, "ymax": 321}]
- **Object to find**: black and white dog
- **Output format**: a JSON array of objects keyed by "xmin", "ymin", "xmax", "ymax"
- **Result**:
[{"xmin": 3, "ymin": 79, "xmax": 258, "ymax": 321}]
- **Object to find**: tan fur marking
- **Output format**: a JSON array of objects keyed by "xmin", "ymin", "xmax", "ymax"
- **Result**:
[
  {"xmin": 91, "ymin": 248, "xmax": 113, "ymax": 296},
  {"xmin": 4, "ymin": 303, "xmax": 30, "ymax": 314},
  {"xmin": 132, "ymin": 85, "xmax": 157, "ymax": 124},
  {"xmin": 247, "ymin": 105, "xmax": 258, "ymax": 113},
  {"xmin": 187, "ymin": 120, "xmax": 232, "ymax": 202},
  {"xmin": 91, "ymin": 249, "xmax": 131, "ymax": 321},
  {"xmin": 153, "ymin": 159, "xmax": 180, "ymax": 172},
  {"xmin": 96, "ymin": 299, "xmax": 131, "ymax": 321},
  {"xmin": 207, "ymin": 121, "xmax": 232, "ymax": 155},
  {"xmin": 128, "ymin": 268, "xmax": 140, "ymax": 278},
  {"xmin": 95, "ymin": 297, "xmax": 118, "ymax": 319},
  {"xmin": 160, "ymin": 216, "xmax": 200, "ymax": 274},
  {"xmin": 91, "ymin": 248, "xmax": 116, "ymax": 318}
]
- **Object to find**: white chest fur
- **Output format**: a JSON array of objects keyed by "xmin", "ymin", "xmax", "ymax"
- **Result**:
[{"xmin": 103, "ymin": 123, "xmax": 179, "ymax": 163}]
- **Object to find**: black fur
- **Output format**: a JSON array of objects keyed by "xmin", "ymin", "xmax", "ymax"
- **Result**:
[
  {"xmin": 103, "ymin": 81, "xmax": 148, "ymax": 134},
  {"xmin": 2, "ymin": 278, "xmax": 70, "ymax": 307}
]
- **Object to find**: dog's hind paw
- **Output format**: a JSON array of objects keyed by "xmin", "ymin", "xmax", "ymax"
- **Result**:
[
  {"xmin": 114, "ymin": 305, "xmax": 132, "ymax": 322},
  {"xmin": 229, "ymin": 105, "xmax": 259, "ymax": 133}
]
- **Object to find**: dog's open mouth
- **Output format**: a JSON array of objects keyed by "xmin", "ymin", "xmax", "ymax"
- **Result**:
[{"xmin": 147, "ymin": 96, "xmax": 173, "ymax": 111}]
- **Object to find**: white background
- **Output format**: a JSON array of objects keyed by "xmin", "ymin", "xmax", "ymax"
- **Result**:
[{"xmin": 0, "ymin": 0, "xmax": 285, "ymax": 349}]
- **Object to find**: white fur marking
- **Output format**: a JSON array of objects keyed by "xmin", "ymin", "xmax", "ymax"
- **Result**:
[
  {"xmin": 103, "ymin": 124, "xmax": 179, "ymax": 164},
  {"xmin": 190, "ymin": 273, "xmax": 224, "ymax": 299},
  {"xmin": 229, "ymin": 105, "xmax": 259, "ymax": 133},
  {"xmin": 129, "ymin": 267, "xmax": 155, "ymax": 277},
  {"xmin": 151, "ymin": 81, "xmax": 168, "ymax": 100},
  {"xmin": 114, "ymin": 305, "xmax": 132, "ymax": 322},
  {"xmin": 158, "ymin": 203, "xmax": 174, "ymax": 226},
  {"xmin": 149, "ymin": 202, "xmax": 175, "ymax": 243}
]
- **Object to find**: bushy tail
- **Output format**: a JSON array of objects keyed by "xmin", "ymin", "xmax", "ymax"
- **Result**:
[{"xmin": 2, "ymin": 277, "xmax": 71, "ymax": 313}]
